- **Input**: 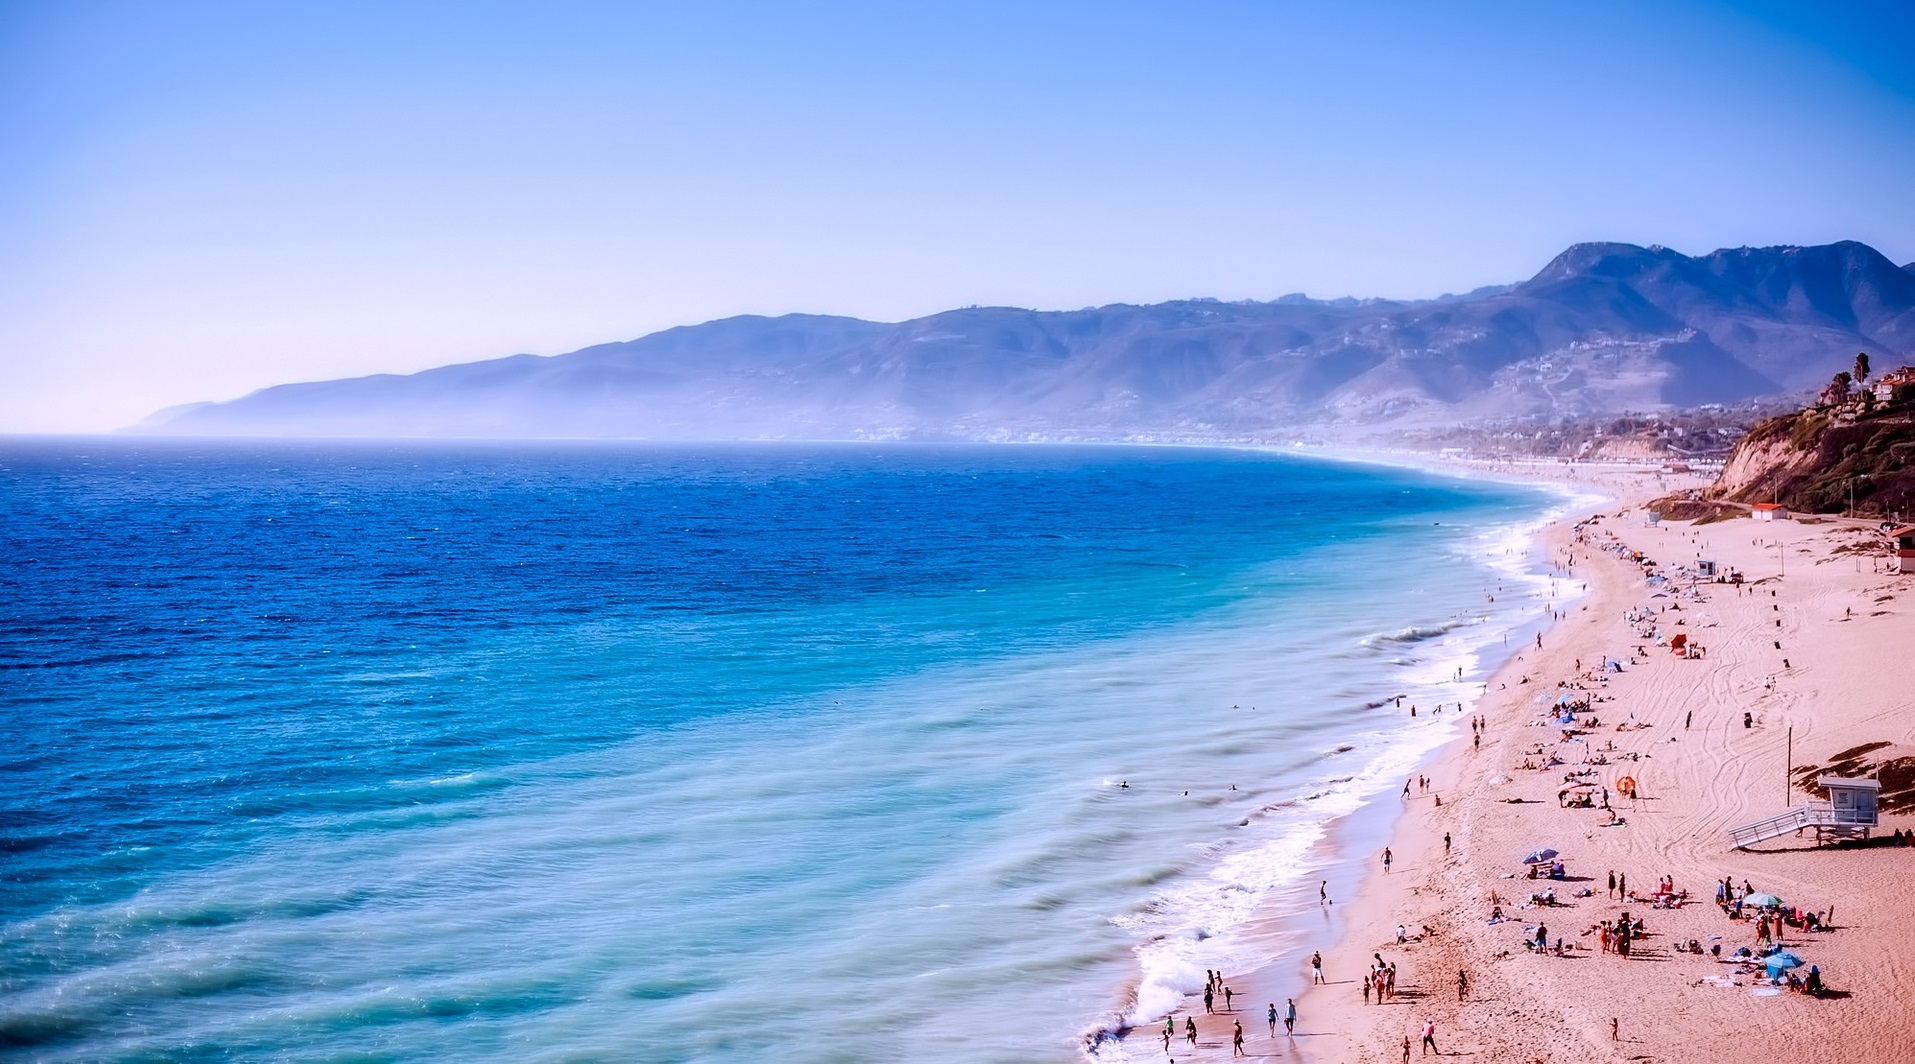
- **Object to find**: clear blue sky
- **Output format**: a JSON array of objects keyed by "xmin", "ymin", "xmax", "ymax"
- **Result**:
[{"xmin": 2, "ymin": 0, "xmax": 1911, "ymax": 432}]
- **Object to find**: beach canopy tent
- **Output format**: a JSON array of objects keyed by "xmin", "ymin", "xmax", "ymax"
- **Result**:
[
  {"xmin": 1522, "ymin": 848, "xmax": 1560, "ymax": 865},
  {"xmin": 1745, "ymin": 893, "xmax": 1783, "ymax": 908}
]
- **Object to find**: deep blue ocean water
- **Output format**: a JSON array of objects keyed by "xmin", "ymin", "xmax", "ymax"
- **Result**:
[{"xmin": 1, "ymin": 440, "xmax": 1559, "ymax": 1062}]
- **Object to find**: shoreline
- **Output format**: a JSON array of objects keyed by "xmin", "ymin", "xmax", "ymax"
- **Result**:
[
  {"xmin": 1160, "ymin": 458, "xmax": 1915, "ymax": 1064},
  {"xmin": 1281, "ymin": 487, "xmax": 1627, "ymax": 1063},
  {"xmin": 1090, "ymin": 453, "xmax": 1607, "ymax": 1062}
]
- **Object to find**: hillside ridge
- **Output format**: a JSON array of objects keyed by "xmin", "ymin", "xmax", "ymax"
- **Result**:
[{"xmin": 136, "ymin": 240, "xmax": 1915, "ymax": 440}]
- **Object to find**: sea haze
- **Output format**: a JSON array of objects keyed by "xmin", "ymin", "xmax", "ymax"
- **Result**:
[{"xmin": 1, "ymin": 441, "xmax": 1561, "ymax": 1062}]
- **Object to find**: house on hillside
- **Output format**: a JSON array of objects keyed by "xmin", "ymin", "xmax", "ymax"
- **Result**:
[
  {"xmin": 1872, "ymin": 367, "xmax": 1915, "ymax": 403},
  {"xmin": 1751, "ymin": 503, "xmax": 1789, "ymax": 522}
]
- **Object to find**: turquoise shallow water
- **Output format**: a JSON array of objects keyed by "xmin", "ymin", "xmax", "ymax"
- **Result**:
[{"xmin": 0, "ymin": 440, "xmax": 1558, "ymax": 1062}]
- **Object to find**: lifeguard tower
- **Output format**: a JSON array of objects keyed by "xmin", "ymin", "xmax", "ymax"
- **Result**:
[
  {"xmin": 1820, "ymin": 776, "xmax": 1880, "ymax": 830},
  {"xmin": 1727, "ymin": 775, "xmax": 1879, "ymax": 848},
  {"xmin": 1887, "ymin": 525, "xmax": 1915, "ymax": 575}
]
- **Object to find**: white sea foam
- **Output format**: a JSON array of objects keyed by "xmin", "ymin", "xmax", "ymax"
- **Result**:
[{"xmin": 1086, "ymin": 493, "xmax": 1578, "ymax": 1059}]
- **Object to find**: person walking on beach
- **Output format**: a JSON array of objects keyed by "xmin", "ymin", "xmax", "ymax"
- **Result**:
[
  {"xmin": 1164, "ymin": 1018, "xmax": 1173, "ymax": 1052},
  {"xmin": 1267, "ymin": 1002, "xmax": 1277, "ymax": 1036},
  {"xmin": 1403, "ymin": 1035, "xmax": 1412, "ymax": 1063},
  {"xmin": 1204, "ymin": 986, "xmax": 1214, "ymax": 1014},
  {"xmin": 1382, "ymin": 847, "xmax": 1392, "ymax": 872},
  {"xmin": 1321, "ymin": 880, "xmax": 1330, "ymax": 905},
  {"xmin": 1284, "ymin": 997, "xmax": 1296, "ymax": 1034},
  {"xmin": 1312, "ymin": 950, "xmax": 1325, "ymax": 984},
  {"xmin": 1233, "ymin": 1020, "xmax": 1244, "ymax": 1056},
  {"xmin": 1187, "ymin": 1016, "xmax": 1197, "ymax": 1046},
  {"xmin": 1457, "ymin": 968, "xmax": 1469, "ymax": 1001},
  {"xmin": 1608, "ymin": 870, "xmax": 1616, "ymax": 898},
  {"xmin": 1223, "ymin": 985, "xmax": 1233, "ymax": 1012},
  {"xmin": 1421, "ymin": 1017, "xmax": 1438, "ymax": 1055}
]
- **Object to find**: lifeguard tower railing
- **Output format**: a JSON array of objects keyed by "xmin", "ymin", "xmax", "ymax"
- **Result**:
[{"xmin": 1727, "ymin": 800, "xmax": 1873, "ymax": 849}]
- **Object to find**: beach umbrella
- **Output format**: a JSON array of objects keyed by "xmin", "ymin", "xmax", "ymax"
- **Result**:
[
  {"xmin": 1522, "ymin": 848, "xmax": 1559, "ymax": 865},
  {"xmin": 1745, "ymin": 893, "xmax": 1783, "ymax": 908},
  {"xmin": 1763, "ymin": 951, "xmax": 1804, "ymax": 972}
]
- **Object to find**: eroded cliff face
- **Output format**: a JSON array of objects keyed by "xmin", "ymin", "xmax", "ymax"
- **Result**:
[
  {"xmin": 1709, "ymin": 416, "xmax": 1819, "ymax": 502},
  {"xmin": 1706, "ymin": 409, "xmax": 1915, "ymax": 515}
]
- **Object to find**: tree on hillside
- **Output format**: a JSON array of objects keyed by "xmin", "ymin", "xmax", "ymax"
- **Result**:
[
  {"xmin": 1822, "ymin": 370, "xmax": 1853, "ymax": 405},
  {"xmin": 1855, "ymin": 351, "xmax": 1871, "ymax": 385}
]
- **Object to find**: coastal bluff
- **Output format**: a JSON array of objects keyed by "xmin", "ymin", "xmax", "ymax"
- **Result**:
[{"xmin": 1700, "ymin": 380, "xmax": 1915, "ymax": 517}]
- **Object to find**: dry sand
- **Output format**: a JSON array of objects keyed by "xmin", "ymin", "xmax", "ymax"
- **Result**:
[{"xmin": 1147, "ymin": 461, "xmax": 1915, "ymax": 1063}]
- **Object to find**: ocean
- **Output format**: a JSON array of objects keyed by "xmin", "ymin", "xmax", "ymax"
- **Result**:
[{"xmin": 0, "ymin": 440, "xmax": 1565, "ymax": 1063}]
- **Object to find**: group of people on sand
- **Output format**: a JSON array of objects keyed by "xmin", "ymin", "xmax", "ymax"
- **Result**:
[
  {"xmin": 1594, "ymin": 911, "xmax": 1644, "ymax": 956},
  {"xmin": 1362, "ymin": 953, "xmax": 1399, "ymax": 1004},
  {"xmin": 1161, "ymin": 969, "xmax": 1302, "ymax": 1058},
  {"xmin": 1199, "ymin": 969, "xmax": 1231, "ymax": 1015}
]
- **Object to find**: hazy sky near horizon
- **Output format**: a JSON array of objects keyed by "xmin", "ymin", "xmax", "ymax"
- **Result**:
[{"xmin": 3, "ymin": 1, "xmax": 1913, "ymax": 432}]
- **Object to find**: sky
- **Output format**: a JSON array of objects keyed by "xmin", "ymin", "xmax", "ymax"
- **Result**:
[{"xmin": 2, "ymin": 0, "xmax": 1912, "ymax": 433}]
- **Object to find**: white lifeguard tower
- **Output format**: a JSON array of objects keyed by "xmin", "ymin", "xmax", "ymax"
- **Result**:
[
  {"xmin": 1887, "ymin": 525, "xmax": 1915, "ymax": 575},
  {"xmin": 1820, "ymin": 775, "xmax": 1880, "ymax": 829},
  {"xmin": 1727, "ymin": 775, "xmax": 1879, "ymax": 848}
]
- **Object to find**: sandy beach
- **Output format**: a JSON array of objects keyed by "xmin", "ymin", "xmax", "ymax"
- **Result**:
[{"xmin": 1149, "ymin": 460, "xmax": 1915, "ymax": 1063}]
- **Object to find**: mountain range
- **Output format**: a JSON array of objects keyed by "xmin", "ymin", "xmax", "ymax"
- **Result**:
[{"xmin": 136, "ymin": 240, "xmax": 1915, "ymax": 441}]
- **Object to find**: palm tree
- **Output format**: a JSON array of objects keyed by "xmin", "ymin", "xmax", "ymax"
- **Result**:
[{"xmin": 1854, "ymin": 352, "xmax": 1870, "ymax": 385}]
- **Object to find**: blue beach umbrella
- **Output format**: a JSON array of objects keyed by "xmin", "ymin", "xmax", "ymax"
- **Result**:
[
  {"xmin": 1763, "ymin": 951, "xmax": 1804, "ymax": 973},
  {"xmin": 1745, "ymin": 893, "xmax": 1783, "ymax": 908},
  {"xmin": 1522, "ymin": 848, "xmax": 1559, "ymax": 865}
]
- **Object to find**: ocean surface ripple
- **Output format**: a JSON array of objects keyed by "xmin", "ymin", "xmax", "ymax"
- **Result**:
[{"xmin": 0, "ymin": 440, "xmax": 1555, "ymax": 1062}]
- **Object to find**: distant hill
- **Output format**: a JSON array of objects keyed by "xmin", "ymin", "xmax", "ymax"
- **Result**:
[{"xmin": 136, "ymin": 240, "xmax": 1915, "ymax": 440}]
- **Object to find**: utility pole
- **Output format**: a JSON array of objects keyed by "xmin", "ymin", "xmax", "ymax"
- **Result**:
[{"xmin": 1785, "ymin": 726, "xmax": 1793, "ymax": 809}]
